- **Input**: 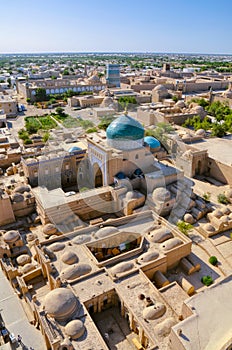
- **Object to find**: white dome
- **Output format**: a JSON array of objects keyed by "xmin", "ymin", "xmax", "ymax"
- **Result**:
[
  {"xmin": 65, "ymin": 320, "xmax": 85, "ymax": 339},
  {"xmin": 44, "ymin": 288, "xmax": 79, "ymax": 321}
]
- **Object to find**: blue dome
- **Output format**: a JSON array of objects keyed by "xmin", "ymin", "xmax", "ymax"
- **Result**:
[
  {"xmin": 144, "ymin": 136, "xmax": 161, "ymax": 149},
  {"xmin": 68, "ymin": 146, "xmax": 82, "ymax": 153},
  {"xmin": 106, "ymin": 114, "xmax": 144, "ymax": 141}
]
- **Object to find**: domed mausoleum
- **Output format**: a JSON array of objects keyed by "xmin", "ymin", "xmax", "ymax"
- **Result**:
[{"xmin": 106, "ymin": 113, "xmax": 145, "ymax": 150}]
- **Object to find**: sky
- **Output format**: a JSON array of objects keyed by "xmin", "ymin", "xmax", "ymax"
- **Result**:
[{"xmin": 1, "ymin": 0, "xmax": 232, "ymax": 54}]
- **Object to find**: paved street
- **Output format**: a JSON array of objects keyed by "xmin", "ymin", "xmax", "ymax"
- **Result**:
[{"xmin": 0, "ymin": 269, "xmax": 46, "ymax": 350}]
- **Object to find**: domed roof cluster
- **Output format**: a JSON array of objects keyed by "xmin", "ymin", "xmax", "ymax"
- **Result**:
[
  {"xmin": 44, "ymin": 288, "xmax": 79, "ymax": 321},
  {"xmin": 144, "ymin": 136, "xmax": 161, "ymax": 149},
  {"xmin": 106, "ymin": 114, "xmax": 144, "ymax": 141}
]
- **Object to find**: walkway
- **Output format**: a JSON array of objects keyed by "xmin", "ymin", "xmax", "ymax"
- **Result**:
[{"xmin": 0, "ymin": 269, "xmax": 46, "ymax": 350}]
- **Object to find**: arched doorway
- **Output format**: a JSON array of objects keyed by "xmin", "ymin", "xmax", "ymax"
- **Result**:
[{"xmin": 94, "ymin": 163, "xmax": 103, "ymax": 187}]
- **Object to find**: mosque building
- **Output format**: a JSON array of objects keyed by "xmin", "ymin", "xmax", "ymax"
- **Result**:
[{"xmin": 87, "ymin": 111, "xmax": 182, "ymax": 195}]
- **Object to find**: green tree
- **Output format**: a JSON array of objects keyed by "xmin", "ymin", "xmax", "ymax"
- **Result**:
[
  {"xmin": 35, "ymin": 88, "xmax": 47, "ymax": 102},
  {"xmin": 63, "ymin": 69, "xmax": 70, "ymax": 75},
  {"xmin": 7, "ymin": 77, "xmax": 11, "ymax": 87}
]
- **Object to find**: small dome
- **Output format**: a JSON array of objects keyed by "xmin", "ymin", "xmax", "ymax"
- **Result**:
[
  {"xmin": 221, "ymin": 207, "xmax": 231, "ymax": 215},
  {"xmin": 68, "ymin": 146, "xmax": 82, "ymax": 153},
  {"xmin": 22, "ymin": 263, "xmax": 36, "ymax": 274},
  {"xmin": 73, "ymin": 235, "xmax": 92, "ymax": 245},
  {"xmin": 94, "ymin": 226, "xmax": 119, "ymax": 239},
  {"xmin": 213, "ymin": 209, "xmax": 223, "ymax": 218},
  {"xmin": 195, "ymin": 129, "xmax": 206, "ymax": 137},
  {"xmin": 125, "ymin": 191, "xmax": 138, "ymax": 201},
  {"xmin": 44, "ymin": 288, "xmax": 79, "ymax": 321},
  {"xmin": 43, "ymin": 223, "xmax": 57, "ymax": 235},
  {"xmin": 61, "ymin": 264, "xmax": 92, "ymax": 281},
  {"xmin": 144, "ymin": 136, "xmax": 161, "ymax": 149},
  {"xmin": 184, "ymin": 213, "xmax": 194, "ymax": 224},
  {"xmin": 49, "ymin": 242, "xmax": 65, "ymax": 252},
  {"xmin": 16, "ymin": 254, "xmax": 31, "ymax": 266},
  {"xmin": 3, "ymin": 230, "xmax": 20, "ymax": 243},
  {"xmin": 152, "ymin": 188, "xmax": 171, "ymax": 202},
  {"xmin": 137, "ymin": 250, "xmax": 159, "ymax": 264},
  {"xmin": 111, "ymin": 261, "xmax": 134, "ymax": 275},
  {"xmin": 225, "ymin": 189, "xmax": 232, "ymax": 199},
  {"xmin": 14, "ymin": 185, "xmax": 30, "ymax": 193},
  {"xmin": 106, "ymin": 114, "xmax": 144, "ymax": 142},
  {"xmin": 220, "ymin": 215, "xmax": 230, "ymax": 224},
  {"xmin": 175, "ymin": 100, "xmax": 186, "ymax": 108},
  {"xmin": 161, "ymin": 237, "xmax": 183, "ymax": 251},
  {"xmin": 143, "ymin": 303, "xmax": 166, "ymax": 320},
  {"xmin": 204, "ymin": 223, "xmax": 215, "ymax": 232},
  {"xmin": 147, "ymin": 228, "xmax": 173, "ymax": 243},
  {"xmin": 11, "ymin": 193, "xmax": 24, "ymax": 203},
  {"xmin": 65, "ymin": 320, "xmax": 85, "ymax": 339},
  {"xmin": 102, "ymin": 96, "xmax": 114, "ymax": 107},
  {"xmin": 153, "ymin": 85, "xmax": 168, "ymax": 92},
  {"xmin": 61, "ymin": 251, "xmax": 79, "ymax": 265}
]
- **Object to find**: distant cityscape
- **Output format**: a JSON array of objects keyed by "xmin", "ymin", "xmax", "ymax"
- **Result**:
[{"xmin": 0, "ymin": 50, "xmax": 232, "ymax": 350}]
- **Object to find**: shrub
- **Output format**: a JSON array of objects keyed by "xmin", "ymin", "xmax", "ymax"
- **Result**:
[
  {"xmin": 217, "ymin": 193, "xmax": 229, "ymax": 204},
  {"xmin": 86, "ymin": 127, "xmax": 97, "ymax": 133},
  {"xmin": 177, "ymin": 221, "xmax": 193, "ymax": 235},
  {"xmin": 209, "ymin": 256, "xmax": 218, "ymax": 266},
  {"xmin": 24, "ymin": 138, "xmax": 33, "ymax": 145},
  {"xmin": 172, "ymin": 95, "xmax": 178, "ymax": 102},
  {"xmin": 201, "ymin": 276, "xmax": 214, "ymax": 287},
  {"xmin": 203, "ymin": 192, "xmax": 211, "ymax": 202}
]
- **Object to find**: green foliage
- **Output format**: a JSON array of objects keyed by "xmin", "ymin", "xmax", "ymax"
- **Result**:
[
  {"xmin": 201, "ymin": 276, "xmax": 214, "ymax": 286},
  {"xmin": 18, "ymin": 128, "xmax": 30, "ymax": 141},
  {"xmin": 183, "ymin": 115, "xmax": 211, "ymax": 131},
  {"xmin": 86, "ymin": 127, "xmax": 98, "ymax": 133},
  {"xmin": 26, "ymin": 97, "xmax": 31, "ymax": 103},
  {"xmin": 172, "ymin": 95, "xmax": 178, "ymax": 102},
  {"xmin": 177, "ymin": 221, "xmax": 193, "ymax": 235},
  {"xmin": 211, "ymin": 123, "xmax": 227, "ymax": 137},
  {"xmin": 118, "ymin": 96, "xmax": 137, "ymax": 104},
  {"xmin": 79, "ymin": 187, "xmax": 90, "ymax": 192},
  {"xmin": 190, "ymin": 98, "xmax": 209, "ymax": 108},
  {"xmin": 24, "ymin": 139, "xmax": 33, "ymax": 145},
  {"xmin": 24, "ymin": 116, "xmax": 57, "ymax": 134},
  {"xmin": 209, "ymin": 256, "xmax": 218, "ymax": 266},
  {"xmin": 98, "ymin": 116, "xmax": 115, "ymax": 130},
  {"xmin": 55, "ymin": 107, "xmax": 65, "ymax": 115},
  {"xmin": 42, "ymin": 132, "xmax": 50, "ymax": 143},
  {"xmin": 35, "ymin": 88, "xmax": 47, "ymax": 102},
  {"xmin": 63, "ymin": 69, "xmax": 70, "ymax": 75},
  {"xmin": 217, "ymin": 193, "xmax": 229, "ymax": 204},
  {"xmin": 203, "ymin": 192, "xmax": 211, "ymax": 202},
  {"xmin": 7, "ymin": 77, "xmax": 11, "ymax": 87}
]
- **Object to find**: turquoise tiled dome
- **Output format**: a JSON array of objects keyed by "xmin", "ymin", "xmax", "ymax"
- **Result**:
[
  {"xmin": 144, "ymin": 136, "xmax": 161, "ymax": 149},
  {"xmin": 68, "ymin": 146, "xmax": 82, "ymax": 153},
  {"xmin": 106, "ymin": 114, "xmax": 144, "ymax": 141}
]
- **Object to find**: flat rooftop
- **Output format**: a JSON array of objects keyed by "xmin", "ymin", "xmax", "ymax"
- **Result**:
[
  {"xmin": 192, "ymin": 137, "xmax": 232, "ymax": 166},
  {"xmin": 172, "ymin": 275, "xmax": 232, "ymax": 350}
]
